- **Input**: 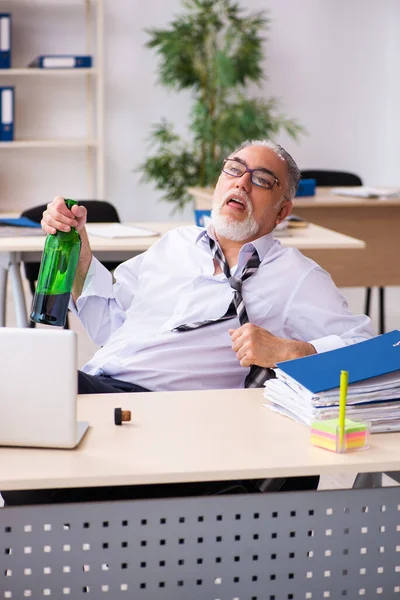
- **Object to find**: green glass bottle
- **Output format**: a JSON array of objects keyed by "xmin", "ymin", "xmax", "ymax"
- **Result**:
[{"xmin": 30, "ymin": 199, "xmax": 82, "ymax": 327}]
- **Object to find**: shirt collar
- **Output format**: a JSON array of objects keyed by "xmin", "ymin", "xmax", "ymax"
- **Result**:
[{"xmin": 195, "ymin": 224, "xmax": 276, "ymax": 263}]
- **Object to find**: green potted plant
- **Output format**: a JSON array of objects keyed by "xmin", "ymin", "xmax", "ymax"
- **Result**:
[{"xmin": 139, "ymin": 0, "xmax": 303, "ymax": 214}]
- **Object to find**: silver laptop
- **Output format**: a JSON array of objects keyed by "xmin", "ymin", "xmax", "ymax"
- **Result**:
[{"xmin": 0, "ymin": 328, "xmax": 89, "ymax": 448}]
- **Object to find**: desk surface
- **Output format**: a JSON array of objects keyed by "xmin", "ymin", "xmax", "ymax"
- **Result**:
[
  {"xmin": 0, "ymin": 389, "xmax": 399, "ymax": 491},
  {"xmin": 0, "ymin": 221, "xmax": 365, "ymax": 251},
  {"xmin": 296, "ymin": 188, "xmax": 400, "ymax": 208}
]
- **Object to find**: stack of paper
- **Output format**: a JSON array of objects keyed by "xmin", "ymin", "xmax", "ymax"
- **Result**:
[
  {"xmin": 85, "ymin": 223, "xmax": 159, "ymax": 238},
  {"xmin": 263, "ymin": 331, "xmax": 400, "ymax": 433},
  {"xmin": 331, "ymin": 186, "xmax": 400, "ymax": 199}
]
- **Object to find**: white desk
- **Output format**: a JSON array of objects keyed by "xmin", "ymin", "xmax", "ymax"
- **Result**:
[
  {"xmin": 0, "ymin": 389, "xmax": 399, "ymax": 600},
  {"xmin": 0, "ymin": 221, "xmax": 365, "ymax": 328},
  {"xmin": 0, "ymin": 388, "xmax": 397, "ymax": 492}
]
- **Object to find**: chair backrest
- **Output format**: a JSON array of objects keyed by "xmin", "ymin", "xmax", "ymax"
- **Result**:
[
  {"xmin": 21, "ymin": 200, "xmax": 121, "ymax": 288},
  {"xmin": 300, "ymin": 170, "xmax": 363, "ymax": 187},
  {"xmin": 21, "ymin": 200, "xmax": 120, "ymax": 224}
]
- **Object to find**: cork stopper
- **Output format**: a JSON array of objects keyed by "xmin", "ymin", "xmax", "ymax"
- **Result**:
[{"xmin": 114, "ymin": 407, "xmax": 132, "ymax": 425}]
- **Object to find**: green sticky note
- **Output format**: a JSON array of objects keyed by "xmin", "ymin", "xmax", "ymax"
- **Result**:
[{"xmin": 311, "ymin": 418, "xmax": 367, "ymax": 434}]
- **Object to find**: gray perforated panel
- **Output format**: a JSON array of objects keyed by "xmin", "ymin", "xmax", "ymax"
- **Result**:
[{"xmin": 1, "ymin": 486, "xmax": 400, "ymax": 599}]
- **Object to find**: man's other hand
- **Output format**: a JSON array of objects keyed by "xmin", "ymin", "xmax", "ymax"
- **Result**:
[{"xmin": 229, "ymin": 323, "xmax": 316, "ymax": 368}]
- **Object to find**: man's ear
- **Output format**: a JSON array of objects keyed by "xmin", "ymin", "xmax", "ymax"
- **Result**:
[{"xmin": 276, "ymin": 200, "xmax": 293, "ymax": 225}]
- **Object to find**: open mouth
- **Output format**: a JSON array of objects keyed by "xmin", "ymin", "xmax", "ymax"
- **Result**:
[{"xmin": 226, "ymin": 197, "xmax": 246, "ymax": 211}]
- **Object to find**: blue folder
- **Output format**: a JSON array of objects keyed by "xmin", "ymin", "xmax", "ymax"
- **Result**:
[
  {"xmin": 0, "ymin": 217, "xmax": 41, "ymax": 228},
  {"xmin": 29, "ymin": 55, "xmax": 92, "ymax": 69},
  {"xmin": 0, "ymin": 86, "xmax": 14, "ymax": 141},
  {"xmin": 0, "ymin": 14, "xmax": 11, "ymax": 69},
  {"xmin": 276, "ymin": 330, "xmax": 400, "ymax": 393}
]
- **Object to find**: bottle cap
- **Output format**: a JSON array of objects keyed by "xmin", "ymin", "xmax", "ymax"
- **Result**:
[{"xmin": 114, "ymin": 407, "xmax": 132, "ymax": 426}]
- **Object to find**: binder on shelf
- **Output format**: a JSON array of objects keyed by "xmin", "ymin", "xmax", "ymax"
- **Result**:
[
  {"xmin": 0, "ymin": 13, "xmax": 11, "ymax": 69},
  {"xmin": 0, "ymin": 86, "xmax": 14, "ymax": 141},
  {"xmin": 28, "ymin": 55, "xmax": 92, "ymax": 69}
]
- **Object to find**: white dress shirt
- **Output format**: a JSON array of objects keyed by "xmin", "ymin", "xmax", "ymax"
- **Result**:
[{"xmin": 71, "ymin": 225, "xmax": 374, "ymax": 392}]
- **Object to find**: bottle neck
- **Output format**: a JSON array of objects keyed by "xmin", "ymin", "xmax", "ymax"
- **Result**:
[
  {"xmin": 59, "ymin": 199, "xmax": 79, "ymax": 236},
  {"xmin": 64, "ymin": 198, "xmax": 77, "ymax": 210}
]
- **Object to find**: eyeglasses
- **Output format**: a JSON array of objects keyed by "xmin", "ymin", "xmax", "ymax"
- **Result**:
[{"xmin": 222, "ymin": 158, "xmax": 286, "ymax": 195}]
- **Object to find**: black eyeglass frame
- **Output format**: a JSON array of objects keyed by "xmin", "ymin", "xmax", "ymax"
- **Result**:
[{"xmin": 222, "ymin": 157, "xmax": 288, "ymax": 197}]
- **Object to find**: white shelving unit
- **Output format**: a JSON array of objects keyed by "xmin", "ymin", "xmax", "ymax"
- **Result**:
[
  {"xmin": 0, "ymin": 68, "xmax": 96, "ymax": 75},
  {"xmin": 0, "ymin": 0, "xmax": 104, "ymax": 200},
  {"xmin": 0, "ymin": 139, "xmax": 97, "ymax": 148}
]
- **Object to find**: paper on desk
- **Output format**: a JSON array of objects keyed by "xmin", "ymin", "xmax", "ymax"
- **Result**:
[
  {"xmin": 0, "ymin": 226, "xmax": 45, "ymax": 237},
  {"xmin": 273, "ymin": 229, "xmax": 292, "ymax": 238},
  {"xmin": 273, "ymin": 220, "xmax": 292, "ymax": 238},
  {"xmin": 331, "ymin": 186, "xmax": 400, "ymax": 199},
  {"xmin": 86, "ymin": 223, "xmax": 159, "ymax": 238},
  {"xmin": 263, "ymin": 370, "xmax": 400, "ymax": 433}
]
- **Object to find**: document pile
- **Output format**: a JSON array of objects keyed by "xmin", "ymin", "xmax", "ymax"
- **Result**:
[
  {"xmin": 85, "ymin": 223, "xmax": 159, "ymax": 238},
  {"xmin": 263, "ymin": 331, "xmax": 400, "ymax": 433},
  {"xmin": 331, "ymin": 186, "xmax": 400, "ymax": 199}
]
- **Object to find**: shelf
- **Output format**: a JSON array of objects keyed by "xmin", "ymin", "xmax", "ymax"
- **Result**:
[
  {"xmin": 0, "ymin": 68, "xmax": 97, "ymax": 76},
  {"xmin": 1, "ymin": 0, "xmax": 104, "ymax": 199},
  {"xmin": 0, "ymin": 139, "xmax": 98, "ymax": 148},
  {"xmin": 5, "ymin": 1, "xmax": 90, "ymax": 5}
]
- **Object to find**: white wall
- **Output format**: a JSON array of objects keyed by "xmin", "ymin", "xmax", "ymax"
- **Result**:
[
  {"xmin": 0, "ymin": 0, "xmax": 399, "ymax": 222},
  {"xmin": 104, "ymin": 0, "xmax": 400, "ymax": 221}
]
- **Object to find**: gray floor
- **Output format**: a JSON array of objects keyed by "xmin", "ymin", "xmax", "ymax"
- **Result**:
[{"xmin": 3, "ymin": 278, "xmax": 400, "ymax": 495}]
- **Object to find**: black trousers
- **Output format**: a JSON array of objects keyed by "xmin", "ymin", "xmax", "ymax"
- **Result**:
[
  {"xmin": 77, "ymin": 370, "xmax": 151, "ymax": 394},
  {"xmin": 2, "ymin": 372, "xmax": 319, "ymax": 505}
]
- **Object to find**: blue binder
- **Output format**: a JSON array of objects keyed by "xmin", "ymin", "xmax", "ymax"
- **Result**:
[
  {"xmin": 276, "ymin": 330, "xmax": 400, "ymax": 393},
  {"xmin": 0, "ymin": 13, "xmax": 11, "ymax": 69},
  {"xmin": 0, "ymin": 217, "xmax": 41, "ymax": 228},
  {"xmin": 0, "ymin": 86, "xmax": 14, "ymax": 141},
  {"xmin": 28, "ymin": 55, "xmax": 92, "ymax": 69}
]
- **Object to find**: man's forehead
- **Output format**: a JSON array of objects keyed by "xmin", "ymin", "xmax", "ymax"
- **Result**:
[{"xmin": 234, "ymin": 146, "xmax": 287, "ymax": 173}]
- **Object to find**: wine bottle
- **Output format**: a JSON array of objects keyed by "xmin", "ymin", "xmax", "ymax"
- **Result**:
[{"xmin": 30, "ymin": 199, "xmax": 81, "ymax": 327}]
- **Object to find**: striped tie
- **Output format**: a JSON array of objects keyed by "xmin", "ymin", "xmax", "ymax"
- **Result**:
[{"xmin": 173, "ymin": 237, "xmax": 275, "ymax": 388}]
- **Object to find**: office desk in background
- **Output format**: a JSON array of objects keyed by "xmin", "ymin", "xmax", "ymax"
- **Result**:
[
  {"xmin": 0, "ymin": 221, "xmax": 365, "ymax": 328},
  {"xmin": 189, "ymin": 185, "xmax": 399, "ymax": 289},
  {"xmin": 1, "ymin": 389, "xmax": 400, "ymax": 599},
  {"xmin": 293, "ymin": 189, "xmax": 400, "ymax": 288}
]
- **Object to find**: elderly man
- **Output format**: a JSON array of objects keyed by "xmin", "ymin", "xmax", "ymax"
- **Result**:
[
  {"xmin": 41, "ymin": 139, "xmax": 373, "ymax": 394},
  {"xmin": 2, "ymin": 139, "xmax": 374, "ymax": 505}
]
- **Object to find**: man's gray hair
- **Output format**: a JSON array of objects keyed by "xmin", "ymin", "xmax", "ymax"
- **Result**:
[{"xmin": 229, "ymin": 139, "xmax": 301, "ymax": 200}]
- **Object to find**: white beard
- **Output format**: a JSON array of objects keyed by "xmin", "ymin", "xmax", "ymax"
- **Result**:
[{"xmin": 211, "ymin": 190, "xmax": 260, "ymax": 241}]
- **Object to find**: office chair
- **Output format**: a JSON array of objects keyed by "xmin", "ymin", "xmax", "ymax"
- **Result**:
[
  {"xmin": 300, "ymin": 169, "xmax": 384, "ymax": 333},
  {"xmin": 21, "ymin": 200, "xmax": 121, "ymax": 328},
  {"xmin": 301, "ymin": 169, "xmax": 362, "ymax": 187}
]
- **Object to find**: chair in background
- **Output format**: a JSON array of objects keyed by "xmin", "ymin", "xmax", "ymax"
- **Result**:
[
  {"xmin": 300, "ymin": 169, "xmax": 384, "ymax": 333},
  {"xmin": 21, "ymin": 200, "xmax": 121, "ymax": 328},
  {"xmin": 301, "ymin": 169, "xmax": 362, "ymax": 187}
]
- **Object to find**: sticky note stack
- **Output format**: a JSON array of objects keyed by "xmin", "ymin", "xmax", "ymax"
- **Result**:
[{"xmin": 310, "ymin": 418, "xmax": 368, "ymax": 453}]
